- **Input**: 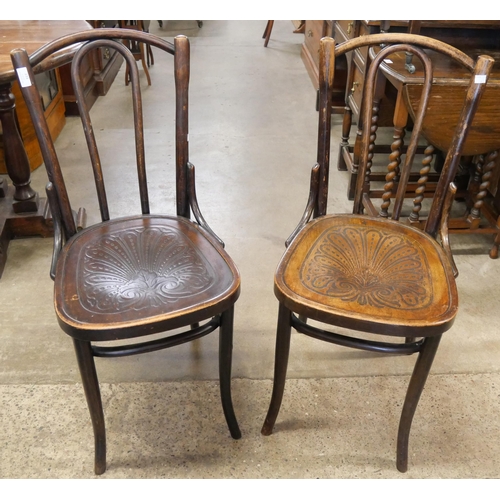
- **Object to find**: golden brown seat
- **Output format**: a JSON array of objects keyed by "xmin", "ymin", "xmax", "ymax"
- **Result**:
[
  {"xmin": 11, "ymin": 30, "xmax": 241, "ymax": 475},
  {"xmin": 261, "ymin": 34, "xmax": 493, "ymax": 472},
  {"xmin": 276, "ymin": 215, "xmax": 458, "ymax": 336}
]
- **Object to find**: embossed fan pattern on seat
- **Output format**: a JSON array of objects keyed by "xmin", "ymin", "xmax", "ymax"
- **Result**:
[
  {"xmin": 79, "ymin": 226, "xmax": 215, "ymax": 313},
  {"xmin": 300, "ymin": 225, "xmax": 431, "ymax": 310}
]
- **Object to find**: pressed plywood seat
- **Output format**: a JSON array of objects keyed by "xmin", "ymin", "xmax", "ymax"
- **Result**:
[
  {"xmin": 54, "ymin": 216, "xmax": 239, "ymax": 340},
  {"xmin": 261, "ymin": 35, "xmax": 493, "ymax": 472},
  {"xmin": 275, "ymin": 215, "xmax": 457, "ymax": 337},
  {"xmin": 11, "ymin": 30, "xmax": 241, "ymax": 475}
]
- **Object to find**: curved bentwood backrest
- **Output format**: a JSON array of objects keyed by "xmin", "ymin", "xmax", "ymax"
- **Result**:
[
  {"xmin": 315, "ymin": 34, "xmax": 493, "ymax": 237},
  {"xmin": 10, "ymin": 29, "xmax": 190, "ymax": 241}
]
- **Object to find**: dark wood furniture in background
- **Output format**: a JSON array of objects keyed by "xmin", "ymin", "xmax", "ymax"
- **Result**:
[
  {"xmin": 59, "ymin": 21, "xmax": 123, "ymax": 115},
  {"xmin": 0, "ymin": 20, "xmax": 93, "ymax": 277},
  {"xmin": 261, "ymin": 34, "xmax": 493, "ymax": 472},
  {"xmin": 0, "ymin": 67, "xmax": 66, "ymax": 174},
  {"xmin": 332, "ymin": 21, "xmax": 500, "ymax": 194},
  {"xmin": 301, "ymin": 20, "xmax": 500, "ymax": 258},
  {"xmin": 262, "ymin": 20, "xmax": 306, "ymax": 48},
  {"xmin": 301, "ymin": 20, "xmax": 348, "ymax": 112},
  {"xmin": 119, "ymin": 20, "xmax": 153, "ymax": 86},
  {"xmin": 12, "ymin": 29, "xmax": 242, "ymax": 475},
  {"xmin": 262, "ymin": 20, "xmax": 274, "ymax": 47}
]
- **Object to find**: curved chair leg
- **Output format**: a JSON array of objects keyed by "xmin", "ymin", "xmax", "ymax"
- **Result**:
[
  {"xmin": 73, "ymin": 339, "xmax": 107, "ymax": 475},
  {"xmin": 261, "ymin": 303, "xmax": 292, "ymax": 435},
  {"xmin": 219, "ymin": 306, "xmax": 241, "ymax": 439},
  {"xmin": 397, "ymin": 334, "xmax": 442, "ymax": 472}
]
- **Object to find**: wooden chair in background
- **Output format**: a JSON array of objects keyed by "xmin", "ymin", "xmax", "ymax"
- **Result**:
[
  {"xmin": 11, "ymin": 29, "xmax": 241, "ymax": 475},
  {"xmin": 119, "ymin": 20, "xmax": 153, "ymax": 85},
  {"xmin": 260, "ymin": 34, "xmax": 493, "ymax": 472},
  {"xmin": 262, "ymin": 20, "xmax": 306, "ymax": 47}
]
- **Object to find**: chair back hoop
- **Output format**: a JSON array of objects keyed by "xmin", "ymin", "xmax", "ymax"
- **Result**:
[
  {"xmin": 353, "ymin": 43, "xmax": 434, "ymax": 218},
  {"xmin": 10, "ymin": 30, "xmax": 191, "ymax": 240},
  {"xmin": 315, "ymin": 35, "xmax": 492, "ymax": 233},
  {"xmin": 71, "ymin": 38, "xmax": 147, "ymax": 221}
]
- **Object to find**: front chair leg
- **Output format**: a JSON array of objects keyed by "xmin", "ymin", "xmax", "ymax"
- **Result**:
[
  {"xmin": 73, "ymin": 339, "xmax": 107, "ymax": 475},
  {"xmin": 261, "ymin": 303, "xmax": 293, "ymax": 436},
  {"xmin": 219, "ymin": 306, "xmax": 242, "ymax": 439},
  {"xmin": 397, "ymin": 334, "xmax": 442, "ymax": 473}
]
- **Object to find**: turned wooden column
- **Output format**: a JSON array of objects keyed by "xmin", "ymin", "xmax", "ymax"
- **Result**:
[
  {"xmin": 0, "ymin": 20, "xmax": 93, "ymax": 277},
  {"xmin": 0, "ymin": 82, "xmax": 39, "ymax": 213}
]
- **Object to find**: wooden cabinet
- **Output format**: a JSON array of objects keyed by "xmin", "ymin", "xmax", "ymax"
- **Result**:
[
  {"xmin": 334, "ymin": 21, "xmax": 397, "ymax": 128},
  {"xmin": 301, "ymin": 20, "xmax": 346, "ymax": 111},
  {"xmin": 0, "ymin": 69, "xmax": 65, "ymax": 173},
  {"xmin": 301, "ymin": 20, "xmax": 330, "ymax": 85},
  {"xmin": 59, "ymin": 20, "xmax": 123, "ymax": 115}
]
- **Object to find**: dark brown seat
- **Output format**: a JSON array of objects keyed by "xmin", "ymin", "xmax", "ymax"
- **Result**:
[
  {"xmin": 261, "ymin": 35, "xmax": 493, "ymax": 472},
  {"xmin": 11, "ymin": 30, "xmax": 241, "ymax": 475}
]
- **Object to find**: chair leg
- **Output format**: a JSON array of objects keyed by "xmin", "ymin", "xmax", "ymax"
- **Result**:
[
  {"xmin": 261, "ymin": 303, "xmax": 292, "ymax": 435},
  {"xmin": 263, "ymin": 20, "xmax": 274, "ymax": 47},
  {"xmin": 73, "ymin": 339, "xmax": 107, "ymax": 475},
  {"xmin": 146, "ymin": 43, "xmax": 154, "ymax": 67},
  {"xmin": 139, "ymin": 44, "xmax": 152, "ymax": 86},
  {"xmin": 397, "ymin": 334, "xmax": 442, "ymax": 473},
  {"xmin": 219, "ymin": 306, "xmax": 242, "ymax": 439}
]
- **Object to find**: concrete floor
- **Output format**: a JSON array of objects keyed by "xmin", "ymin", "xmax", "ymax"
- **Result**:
[{"xmin": 1, "ymin": 21, "xmax": 499, "ymax": 481}]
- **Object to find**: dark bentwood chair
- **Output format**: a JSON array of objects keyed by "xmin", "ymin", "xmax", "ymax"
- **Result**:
[
  {"xmin": 11, "ymin": 30, "xmax": 241, "ymax": 475},
  {"xmin": 261, "ymin": 34, "xmax": 493, "ymax": 472},
  {"xmin": 119, "ymin": 20, "xmax": 153, "ymax": 86}
]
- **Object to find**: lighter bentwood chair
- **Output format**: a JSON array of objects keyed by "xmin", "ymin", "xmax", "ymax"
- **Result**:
[{"xmin": 261, "ymin": 34, "xmax": 493, "ymax": 472}]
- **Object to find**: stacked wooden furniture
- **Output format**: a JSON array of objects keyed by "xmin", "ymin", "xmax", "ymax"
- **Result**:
[
  {"xmin": 301, "ymin": 20, "xmax": 347, "ymax": 112},
  {"xmin": 302, "ymin": 21, "xmax": 500, "ymax": 258},
  {"xmin": 59, "ymin": 20, "xmax": 123, "ymax": 115}
]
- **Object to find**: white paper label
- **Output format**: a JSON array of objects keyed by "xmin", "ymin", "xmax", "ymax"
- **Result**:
[
  {"xmin": 384, "ymin": 59, "xmax": 393, "ymax": 64},
  {"xmin": 16, "ymin": 67, "xmax": 32, "ymax": 87},
  {"xmin": 475, "ymin": 75, "xmax": 487, "ymax": 84}
]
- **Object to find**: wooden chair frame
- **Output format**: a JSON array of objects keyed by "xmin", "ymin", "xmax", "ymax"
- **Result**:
[
  {"xmin": 11, "ymin": 29, "xmax": 241, "ymax": 475},
  {"xmin": 261, "ymin": 34, "xmax": 493, "ymax": 472}
]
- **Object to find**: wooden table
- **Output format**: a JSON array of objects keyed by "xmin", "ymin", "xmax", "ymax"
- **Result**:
[
  {"xmin": 331, "ymin": 21, "xmax": 500, "ymax": 257},
  {"xmin": 380, "ymin": 47, "xmax": 500, "ymax": 257},
  {"xmin": 340, "ymin": 45, "xmax": 500, "ymax": 192},
  {"xmin": 334, "ymin": 20, "xmax": 500, "ymax": 196},
  {"xmin": 0, "ymin": 20, "xmax": 93, "ymax": 277}
]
